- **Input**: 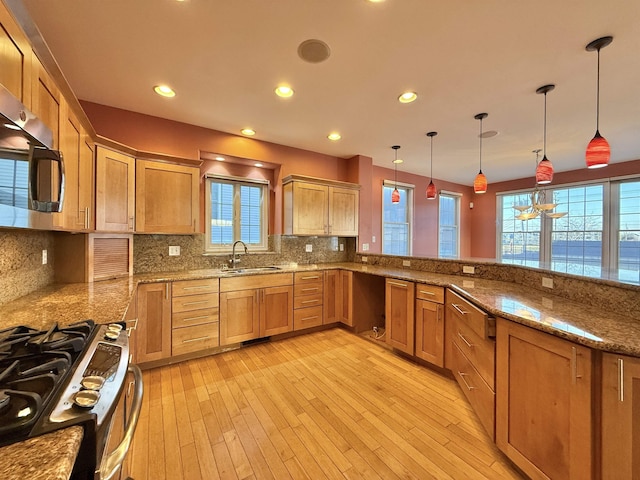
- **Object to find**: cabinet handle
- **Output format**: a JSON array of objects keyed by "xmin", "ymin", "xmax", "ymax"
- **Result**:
[
  {"xmin": 182, "ymin": 336, "xmax": 210, "ymax": 344},
  {"xmin": 301, "ymin": 299, "xmax": 319, "ymax": 305},
  {"xmin": 301, "ymin": 276, "xmax": 320, "ymax": 281},
  {"xmin": 451, "ymin": 303, "xmax": 468, "ymax": 316},
  {"xmin": 457, "ymin": 332, "xmax": 473, "ymax": 349},
  {"xmin": 301, "ymin": 287, "xmax": 319, "ymax": 292},
  {"xmin": 182, "ymin": 285, "xmax": 211, "ymax": 291},
  {"xmin": 419, "ymin": 290, "xmax": 435, "ymax": 296},
  {"xmin": 301, "ymin": 315, "xmax": 319, "ymax": 321},
  {"xmin": 618, "ymin": 358, "xmax": 624, "ymax": 402},
  {"xmin": 86, "ymin": 207, "xmax": 90, "ymax": 229},
  {"xmin": 165, "ymin": 283, "xmax": 169, "ymax": 299},
  {"xmin": 458, "ymin": 372, "xmax": 475, "ymax": 391},
  {"xmin": 129, "ymin": 216, "xmax": 135, "ymax": 230},
  {"xmin": 181, "ymin": 315, "xmax": 209, "ymax": 323},
  {"xmin": 388, "ymin": 281, "xmax": 408, "ymax": 288},
  {"xmin": 182, "ymin": 300, "xmax": 209, "ymax": 306},
  {"xmin": 571, "ymin": 347, "xmax": 583, "ymax": 384}
]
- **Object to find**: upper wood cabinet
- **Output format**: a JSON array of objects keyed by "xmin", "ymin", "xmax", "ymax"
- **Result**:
[
  {"xmin": 30, "ymin": 55, "xmax": 60, "ymax": 148},
  {"xmin": 96, "ymin": 146, "xmax": 135, "ymax": 232},
  {"xmin": 385, "ymin": 278, "xmax": 415, "ymax": 355},
  {"xmin": 496, "ymin": 318, "xmax": 593, "ymax": 480},
  {"xmin": 135, "ymin": 160, "xmax": 199, "ymax": 234},
  {"xmin": 283, "ymin": 175, "xmax": 359, "ymax": 236},
  {"xmin": 0, "ymin": 5, "xmax": 33, "ymax": 106}
]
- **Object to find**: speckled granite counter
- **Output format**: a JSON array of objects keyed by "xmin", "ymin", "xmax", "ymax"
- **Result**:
[{"xmin": 0, "ymin": 426, "xmax": 83, "ymax": 480}]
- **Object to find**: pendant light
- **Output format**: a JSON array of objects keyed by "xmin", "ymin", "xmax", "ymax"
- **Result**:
[
  {"xmin": 585, "ymin": 36, "xmax": 613, "ymax": 169},
  {"xmin": 473, "ymin": 113, "xmax": 488, "ymax": 194},
  {"xmin": 391, "ymin": 145, "xmax": 401, "ymax": 204},
  {"xmin": 426, "ymin": 132, "xmax": 438, "ymax": 200},
  {"xmin": 535, "ymin": 84, "xmax": 555, "ymax": 184}
]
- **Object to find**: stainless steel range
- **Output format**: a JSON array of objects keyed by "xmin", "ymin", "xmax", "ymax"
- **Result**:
[{"xmin": 0, "ymin": 320, "xmax": 143, "ymax": 480}]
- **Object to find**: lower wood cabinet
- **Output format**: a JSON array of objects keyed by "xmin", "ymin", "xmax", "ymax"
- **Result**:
[
  {"xmin": 414, "ymin": 285, "xmax": 444, "ymax": 366},
  {"xmin": 171, "ymin": 278, "xmax": 219, "ymax": 356},
  {"xmin": 496, "ymin": 318, "xmax": 593, "ymax": 480},
  {"xmin": 601, "ymin": 352, "xmax": 640, "ymax": 479},
  {"xmin": 385, "ymin": 278, "xmax": 414, "ymax": 355},
  {"xmin": 135, "ymin": 282, "xmax": 172, "ymax": 363},
  {"xmin": 293, "ymin": 271, "xmax": 324, "ymax": 331},
  {"xmin": 323, "ymin": 270, "xmax": 340, "ymax": 324},
  {"xmin": 219, "ymin": 273, "xmax": 293, "ymax": 345},
  {"xmin": 339, "ymin": 270, "xmax": 353, "ymax": 326}
]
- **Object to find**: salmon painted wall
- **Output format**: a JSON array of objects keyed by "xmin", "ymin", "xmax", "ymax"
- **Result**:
[
  {"xmin": 369, "ymin": 166, "xmax": 473, "ymax": 257},
  {"xmin": 469, "ymin": 159, "xmax": 640, "ymax": 258}
]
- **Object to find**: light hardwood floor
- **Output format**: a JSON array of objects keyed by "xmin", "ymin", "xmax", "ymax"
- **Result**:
[{"xmin": 129, "ymin": 328, "xmax": 524, "ymax": 480}]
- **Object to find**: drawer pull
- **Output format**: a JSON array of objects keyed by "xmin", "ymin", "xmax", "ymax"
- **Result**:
[
  {"xmin": 419, "ymin": 290, "xmax": 435, "ymax": 296},
  {"xmin": 451, "ymin": 303, "xmax": 468, "ymax": 316},
  {"xmin": 618, "ymin": 358, "xmax": 624, "ymax": 402},
  {"xmin": 301, "ymin": 315, "xmax": 319, "ymax": 321},
  {"xmin": 301, "ymin": 287, "xmax": 319, "ymax": 293},
  {"xmin": 301, "ymin": 300, "xmax": 319, "ymax": 305},
  {"xmin": 571, "ymin": 347, "xmax": 583, "ymax": 384},
  {"xmin": 301, "ymin": 275, "xmax": 320, "ymax": 280},
  {"xmin": 457, "ymin": 332, "xmax": 474, "ymax": 349},
  {"xmin": 388, "ymin": 281, "xmax": 408, "ymax": 288},
  {"xmin": 182, "ymin": 336, "xmax": 210, "ymax": 344},
  {"xmin": 182, "ymin": 300, "xmax": 210, "ymax": 306},
  {"xmin": 181, "ymin": 315, "xmax": 210, "ymax": 323},
  {"xmin": 458, "ymin": 372, "xmax": 475, "ymax": 391},
  {"xmin": 181, "ymin": 285, "xmax": 211, "ymax": 290}
]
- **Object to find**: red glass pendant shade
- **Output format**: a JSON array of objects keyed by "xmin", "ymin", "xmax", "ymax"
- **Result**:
[
  {"xmin": 474, "ymin": 171, "xmax": 487, "ymax": 194},
  {"xmin": 426, "ymin": 180, "xmax": 437, "ymax": 199},
  {"xmin": 535, "ymin": 156, "xmax": 554, "ymax": 184},
  {"xmin": 586, "ymin": 131, "xmax": 610, "ymax": 168},
  {"xmin": 391, "ymin": 188, "xmax": 400, "ymax": 203}
]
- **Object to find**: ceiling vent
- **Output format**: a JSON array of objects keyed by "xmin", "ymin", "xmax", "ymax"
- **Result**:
[{"xmin": 298, "ymin": 39, "xmax": 331, "ymax": 63}]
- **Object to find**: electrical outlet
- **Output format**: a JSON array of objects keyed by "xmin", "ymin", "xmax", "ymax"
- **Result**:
[
  {"xmin": 372, "ymin": 235, "xmax": 376, "ymax": 243},
  {"xmin": 463, "ymin": 265, "xmax": 475, "ymax": 274},
  {"xmin": 339, "ymin": 243, "xmax": 344, "ymax": 251},
  {"xmin": 542, "ymin": 277, "xmax": 554, "ymax": 288},
  {"xmin": 362, "ymin": 256, "xmax": 368, "ymax": 263},
  {"xmin": 362, "ymin": 243, "xmax": 369, "ymax": 251},
  {"xmin": 42, "ymin": 249, "xmax": 47, "ymax": 265},
  {"xmin": 305, "ymin": 244, "xmax": 313, "ymax": 252},
  {"xmin": 169, "ymin": 246, "xmax": 180, "ymax": 256},
  {"xmin": 402, "ymin": 260, "xmax": 411, "ymax": 267}
]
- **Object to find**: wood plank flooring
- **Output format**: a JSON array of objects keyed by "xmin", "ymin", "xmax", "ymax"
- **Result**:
[{"xmin": 128, "ymin": 328, "xmax": 524, "ymax": 480}]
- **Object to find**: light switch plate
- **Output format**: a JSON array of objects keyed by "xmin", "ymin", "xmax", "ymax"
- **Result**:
[
  {"xmin": 339, "ymin": 243, "xmax": 344, "ymax": 251},
  {"xmin": 42, "ymin": 249, "xmax": 47, "ymax": 265},
  {"xmin": 402, "ymin": 260, "xmax": 411, "ymax": 267},
  {"xmin": 362, "ymin": 243, "xmax": 369, "ymax": 251},
  {"xmin": 542, "ymin": 277, "xmax": 554, "ymax": 288},
  {"xmin": 463, "ymin": 265, "xmax": 475, "ymax": 274},
  {"xmin": 362, "ymin": 256, "xmax": 368, "ymax": 263},
  {"xmin": 169, "ymin": 246, "xmax": 180, "ymax": 256},
  {"xmin": 305, "ymin": 244, "xmax": 313, "ymax": 252}
]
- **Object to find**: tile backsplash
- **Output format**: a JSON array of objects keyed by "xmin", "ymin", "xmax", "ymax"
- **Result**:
[{"xmin": 133, "ymin": 234, "xmax": 356, "ymax": 273}]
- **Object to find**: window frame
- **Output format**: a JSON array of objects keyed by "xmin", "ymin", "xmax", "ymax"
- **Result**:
[
  {"xmin": 438, "ymin": 190, "xmax": 461, "ymax": 259},
  {"xmin": 381, "ymin": 179, "xmax": 414, "ymax": 256},
  {"xmin": 204, "ymin": 174, "xmax": 269, "ymax": 253}
]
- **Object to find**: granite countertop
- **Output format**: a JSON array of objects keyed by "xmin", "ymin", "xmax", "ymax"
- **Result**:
[{"xmin": 0, "ymin": 426, "xmax": 83, "ymax": 480}]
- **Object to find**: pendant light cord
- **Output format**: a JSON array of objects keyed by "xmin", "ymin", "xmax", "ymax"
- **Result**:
[
  {"xmin": 479, "ymin": 116, "xmax": 483, "ymax": 171},
  {"xmin": 596, "ymin": 47, "xmax": 601, "ymax": 131},
  {"xmin": 543, "ymin": 92, "xmax": 547, "ymax": 157},
  {"xmin": 430, "ymin": 136, "xmax": 434, "ymax": 180}
]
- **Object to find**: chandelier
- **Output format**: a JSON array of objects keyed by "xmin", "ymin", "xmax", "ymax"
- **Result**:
[{"xmin": 513, "ymin": 150, "xmax": 567, "ymax": 221}]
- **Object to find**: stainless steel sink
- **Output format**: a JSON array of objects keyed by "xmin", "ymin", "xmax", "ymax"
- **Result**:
[{"xmin": 225, "ymin": 266, "xmax": 282, "ymax": 274}]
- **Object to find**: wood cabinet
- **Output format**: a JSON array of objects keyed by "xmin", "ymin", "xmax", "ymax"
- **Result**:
[
  {"xmin": 0, "ymin": 4, "xmax": 33, "ymax": 106},
  {"xmin": 171, "ymin": 279, "xmax": 219, "ymax": 356},
  {"xmin": 496, "ymin": 318, "xmax": 593, "ymax": 480},
  {"xmin": 601, "ymin": 352, "xmax": 640, "ymax": 479},
  {"xmin": 293, "ymin": 271, "xmax": 324, "ymax": 331},
  {"xmin": 219, "ymin": 273, "xmax": 293, "ymax": 345},
  {"xmin": 135, "ymin": 282, "xmax": 172, "ymax": 364},
  {"xmin": 339, "ymin": 270, "xmax": 353, "ymax": 326},
  {"xmin": 385, "ymin": 278, "xmax": 415, "ymax": 355},
  {"xmin": 96, "ymin": 147, "xmax": 135, "ymax": 232},
  {"xmin": 323, "ymin": 269, "xmax": 340, "ymax": 324},
  {"xmin": 414, "ymin": 284, "xmax": 445, "ymax": 366},
  {"xmin": 283, "ymin": 175, "xmax": 359, "ymax": 236},
  {"xmin": 135, "ymin": 160, "xmax": 199, "ymax": 234},
  {"xmin": 30, "ymin": 55, "xmax": 60, "ymax": 148}
]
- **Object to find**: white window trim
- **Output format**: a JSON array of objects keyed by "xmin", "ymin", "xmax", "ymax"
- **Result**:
[
  {"xmin": 438, "ymin": 190, "xmax": 461, "ymax": 259},
  {"xmin": 204, "ymin": 175, "xmax": 269, "ymax": 253},
  {"xmin": 382, "ymin": 180, "xmax": 414, "ymax": 256}
]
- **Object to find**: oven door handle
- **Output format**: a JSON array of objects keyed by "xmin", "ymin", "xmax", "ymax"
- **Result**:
[{"xmin": 99, "ymin": 364, "xmax": 144, "ymax": 480}]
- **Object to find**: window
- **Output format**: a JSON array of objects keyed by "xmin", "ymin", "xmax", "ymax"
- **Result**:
[
  {"xmin": 205, "ymin": 176, "xmax": 268, "ymax": 252},
  {"xmin": 439, "ymin": 192, "xmax": 460, "ymax": 258},
  {"xmin": 497, "ymin": 178, "xmax": 640, "ymax": 284},
  {"xmin": 382, "ymin": 181, "xmax": 413, "ymax": 255}
]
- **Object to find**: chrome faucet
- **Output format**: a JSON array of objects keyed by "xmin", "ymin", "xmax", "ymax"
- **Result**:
[{"xmin": 230, "ymin": 240, "xmax": 248, "ymax": 268}]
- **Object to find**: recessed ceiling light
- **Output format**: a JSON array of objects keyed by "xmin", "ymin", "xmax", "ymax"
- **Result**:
[
  {"xmin": 275, "ymin": 86, "xmax": 294, "ymax": 98},
  {"xmin": 241, "ymin": 128, "xmax": 256, "ymax": 136},
  {"xmin": 153, "ymin": 85, "xmax": 176, "ymax": 97},
  {"xmin": 398, "ymin": 91, "xmax": 417, "ymax": 103},
  {"xmin": 327, "ymin": 133, "xmax": 341, "ymax": 141},
  {"xmin": 254, "ymin": 163, "xmax": 263, "ymax": 167},
  {"xmin": 215, "ymin": 156, "xmax": 225, "ymax": 161},
  {"xmin": 367, "ymin": 0, "xmax": 385, "ymax": 3}
]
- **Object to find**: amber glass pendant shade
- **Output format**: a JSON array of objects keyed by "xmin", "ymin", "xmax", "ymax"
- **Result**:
[
  {"xmin": 535, "ymin": 156, "xmax": 554, "ymax": 184},
  {"xmin": 586, "ymin": 131, "xmax": 610, "ymax": 168},
  {"xmin": 391, "ymin": 188, "xmax": 400, "ymax": 203},
  {"xmin": 426, "ymin": 181, "xmax": 437, "ymax": 199},
  {"xmin": 474, "ymin": 171, "xmax": 487, "ymax": 194}
]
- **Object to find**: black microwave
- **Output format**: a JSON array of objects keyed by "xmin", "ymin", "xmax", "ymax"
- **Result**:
[{"xmin": 0, "ymin": 83, "xmax": 64, "ymax": 226}]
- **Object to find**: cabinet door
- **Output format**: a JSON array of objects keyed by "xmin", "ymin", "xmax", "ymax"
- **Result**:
[
  {"xmin": 260, "ymin": 285, "xmax": 293, "ymax": 336},
  {"xmin": 0, "ymin": 6, "xmax": 32, "ymax": 105},
  {"xmin": 415, "ymin": 299, "xmax": 444, "ymax": 366},
  {"xmin": 496, "ymin": 318, "xmax": 593, "ymax": 480},
  {"xmin": 54, "ymin": 102, "xmax": 82, "ymax": 230},
  {"xmin": 96, "ymin": 147, "xmax": 135, "ymax": 232},
  {"xmin": 339, "ymin": 270, "xmax": 353, "ymax": 326},
  {"xmin": 601, "ymin": 353, "xmax": 640, "ymax": 479},
  {"xmin": 291, "ymin": 182, "xmax": 328, "ymax": 235},
  {"xmin": 220, "ymin": 289, "xmax": 259, "ymax": 345},
  {"xmin": 323, "ymin": 270, "xmax": 340, "ymax": 324},
  {"xmin": 78, "ymin": 132, "xmax": 95, "ymax": 230},
  {"xmin": 135, "ymin": 160, "xmax": 199, "ymax": 233},
  {"xmin": 136, "ymin": 283, "xmax": 172, "ymax": 363},
  {"xmin": 31, "ymin": 56, "xmax": 60, "ymax": 148},
  {"xmin": 385, "ymin": 279, "xmax": 415, "ymax": 355},
  {"xmin": 328, "ymin": 186, "xmax": 358, "ymax": 236}
]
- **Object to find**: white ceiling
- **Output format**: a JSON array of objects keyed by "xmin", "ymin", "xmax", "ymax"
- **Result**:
[{"xmin": 20, "ymin": 0, "xmax": 640, "ymax": 185}]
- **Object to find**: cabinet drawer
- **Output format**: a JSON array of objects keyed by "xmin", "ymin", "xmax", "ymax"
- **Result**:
[
  {"xmin": 172, "ymin": 293, "xmax": 219, "ymax": 313},
  {"xmin": 294, "ymin": 306, "xmax": 323, "ymax": 331},
  {"xmin": 294, "ymin": 293, "xmax": 323, "ymax": 309},
  {"xmin": 172, "ymin": 309, "xmax": 219, "ymax": 329},
  {"xmin": 172, "ymin": 278, "xmax": 219, "ymax": 297},
  {"xmin": 220, "ymin": 273, "xmax": 293, "ymax": 292},
  {"xmin": 294, "ymin": 271, "xmax": 324, "ymax": 284},
  {"xmin": 452, "ymin": 342, "xmax": 495, "ymax": 441},
  {"xmin": 294, "ymin": 282, "xmax": 323, "ymax": 297},
  {"xmin": 447, "ymin": 289, "xmax": 495, "ymax": 339},
  {"xmin": 172, "ymin": 322, "xmax": 219, "ymax": 356},
  {"xmin": 416, "ymin": 284, "xmax": 444, "ymax": 303},
  {"xmin": 453, "ymin": 315, "xmax": 496, "ymax": 390}
]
